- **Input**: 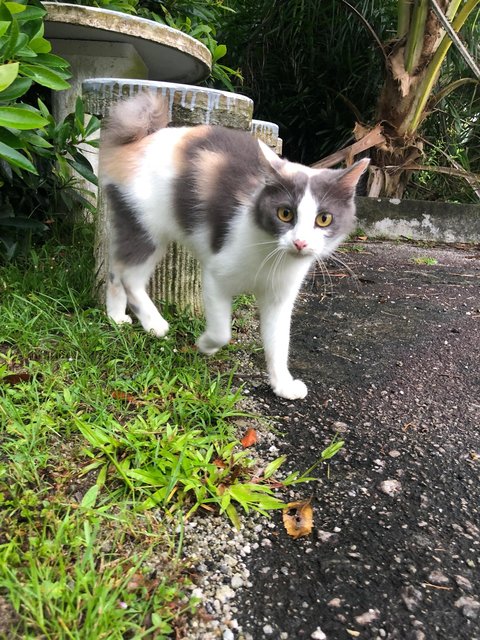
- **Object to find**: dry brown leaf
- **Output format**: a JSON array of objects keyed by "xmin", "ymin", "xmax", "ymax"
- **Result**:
[
  {"xmin": 3, "ymin": 372, "xmax": 32, "ymax": 385},
  {"xmin": 241, "ymin": 428, "xmax": 257, "ymax": 448},
  {"xmin": 126, "ymin": 572, "xmax": 146, "ymax": 591},
  {"xmin": 282, "ymin": 500, "xmax": 313, "ymax": 539},
  {"xmin": 111, "ymin": 390, "xmax": 142, "ymax": 405}
]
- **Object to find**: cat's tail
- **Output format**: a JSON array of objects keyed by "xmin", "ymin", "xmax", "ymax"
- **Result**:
[{"xmin": 101, "ymin": 92, "xmax": 170, "ymax": 149}]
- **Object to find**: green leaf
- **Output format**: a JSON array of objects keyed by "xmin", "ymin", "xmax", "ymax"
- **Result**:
[
  {"xmin": 29, "ymin": 22, "xmax": 51, "ymax": 54},
  {"xmin": 4, "ymin": 3, "xmax": 26, "ymax": 15},
  {"xmin": 321, "ymin": 440, "xmax": 344, "ymax": 460},
  {"xmin": 20, "ymin": 63, "xmax": 70, "ymax": 90},
  {"xmin": 0, "ymin": 127, "xmax": 21, "ymax": 148},
  {"xmin": 0, "ymin": 62, "xmax": 18, "ymax": 92},
  {"xmin": 0, "ymin": 21, "xmax": 11, "ymax": 38},
  {"xmin": 2, "ymin": 16, "xmax": 19, "ymax": 59},
  {"xmin": 68, "ymin": 159, "xmax": 98, "ymax": 186},
  {"xmin": 84, "ymin": 115, "xmax": 101, "ymax": 139},
  {"xmin": 35, "ymin": 53, "xmax": 70, "ymax": 69},
  {"xmin": 213, "ymin": 43, "xmax": 227, "ymax": 62},
  {"xmin": 96, "ymin": 464, "xmax": 107, "ymax": 488},
  {"xmin": 0, "ymin": 105, "xmax": 48, "ymax": 129},
  {"xmin": 14, "ymin": 6, "xmax": 46, "ymax": 22},
  {"xmin": 0, "ymin": 76, "xmax": 31, "ymax": 102},
  {"xmin": 263, "ymin": 455, "xmax": 286, "ymax": 479},
  {"xmin": 0, "ymin": 140, "xmax": 37, "ymax": 173},
  {"xmin": 75, "ymin": 96, "xmax": 84, "ymax": 123},
  {"xmin": 80, "ymin": 484, "xmax": 99, "ymax": 509},
  {"xmin": 225, "ymin": 503, "xmax": 241, "ymax": 529},
  {"xmin": 20, "ymin": 130, "xmax": 52, "ymax": 148},
  {"xmin": 127, "ymin": 468, "xmax": 166, "ymax": 486},
  {"xmin": 0, "ymin": 216, "xmax": 47, "ymax": 230}
]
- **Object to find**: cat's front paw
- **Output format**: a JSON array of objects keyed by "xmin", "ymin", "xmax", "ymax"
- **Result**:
[
  {"xmin": 272, "ymin": 378, "xmax": 308, "ymax": 400},
  {"xmin": 109, "ymin": 313, "xmax": 133, "ymax": 325},
  {"xmin": 196, "ymin": 333, "xmax": 223, "ymax": 356},
  {"xmin": 144, "ymin": 318, "xmax": 169, "ymax": 338}
]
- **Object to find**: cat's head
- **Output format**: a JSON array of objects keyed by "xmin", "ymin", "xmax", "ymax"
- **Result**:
[{"xmin": 254, "ymin": 144, "xmax": 369, "ymax": 259}]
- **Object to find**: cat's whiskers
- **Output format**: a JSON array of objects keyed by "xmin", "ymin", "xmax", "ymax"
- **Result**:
[
  {"xmin": 246, "ymin": 240, "xmax": 278, "ymax": 249},
  {"xmin": 312, "ymin": 255, "xmax": 334, "ymax": 300},
  {"xmin": 254, "ymin": 246, "xmax": 283, "ymax": 287},
  {"xmin": 329, "ymin": 252, "xmax": 359, "ymax": 285},
  {"xmin": 267, "ymin": 249, "xmax": 287, "ymax": 297}
]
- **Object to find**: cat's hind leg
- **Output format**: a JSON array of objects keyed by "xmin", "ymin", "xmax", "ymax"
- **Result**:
[
  {"xmin": 196, "ymin": 271, "xmax": 232, "ymax": 355},
  {"xmin": 105, "ymin": 184, "xmax": 168, "ymax": 336},
  {"xmin": 119, "ymin": 247, "xmax": 170, "ymax": 337},
  {"xmin": 106, "ymin": 268, "xmax": 132, "ymax": 325}
]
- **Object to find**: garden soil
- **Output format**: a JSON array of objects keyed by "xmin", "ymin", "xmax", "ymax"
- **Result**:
[{"xmin": 233, "ymin": 240, "xmax": 480, "ymax": 640}]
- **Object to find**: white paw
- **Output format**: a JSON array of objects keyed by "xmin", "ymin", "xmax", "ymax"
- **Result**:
[
  {"xmin": 196, "ymin": 333, "xmax": 224, "ymax": 356},
  {"xmin": 272, "ymin": 378, "xmax": 308, "ymax": 400},
  {"xmin": 144, "ymin": 318, "xmax": 169, "ymax": 338},
  {"xmin": 109, "ymin": 313, "xmax": 133, "ymax": 325}
]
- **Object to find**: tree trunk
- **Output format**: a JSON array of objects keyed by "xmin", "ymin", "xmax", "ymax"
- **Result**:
[{"xmin": 364, "ymin": 0, "xmax": 477, "ymax": 198}]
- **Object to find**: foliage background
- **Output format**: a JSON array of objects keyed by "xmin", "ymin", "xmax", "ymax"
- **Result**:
[{"xmin": 220, "ymin": 0, "xmax": 480, "ymax": 203}]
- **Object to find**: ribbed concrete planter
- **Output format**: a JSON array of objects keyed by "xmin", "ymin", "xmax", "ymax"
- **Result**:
[
  {"xmin": 85, "ymin": 79, "xmax": 254, "ymax": 315},
  {"xmin": 251, "ymin": 119, "xmax": 278, "ymax": 148},
  {"xmin": 83, "ymin": 78, "xmax": 254, "ymax": 129}
]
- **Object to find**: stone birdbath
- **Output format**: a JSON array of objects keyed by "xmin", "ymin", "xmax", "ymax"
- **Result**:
[{"xmin": 43, "ymin": 2, "xmax": 211, "ymax": 119}]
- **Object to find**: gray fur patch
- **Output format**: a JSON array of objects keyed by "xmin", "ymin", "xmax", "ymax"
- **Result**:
[
  {"xmin": 254, "ymin": 170, "xmax": 309, "ymax": 236},
  {"xmin": 106, "ymin": 184, "xmax": 156, "ymax": 265},
  {"xmin": 309, "ymin": 170, "xmax": 358, "ymax": 238},
  {"xmin": 174, "ymin": 127, "xmax": 263, "ymax": 252}
]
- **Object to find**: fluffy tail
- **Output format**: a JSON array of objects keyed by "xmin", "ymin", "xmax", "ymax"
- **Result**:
[{"xmin": 101, "ymin": 92, "xmax": 170, "ymax": 149}]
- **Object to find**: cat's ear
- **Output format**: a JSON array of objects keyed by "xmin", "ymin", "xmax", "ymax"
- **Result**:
[
  {"xmin": 337, "ymin": 158, "xmax": 370, "ymax": 191},
  {"xmin": 258, "ymin": 140, "xmax": 284, "ymax": 179}
]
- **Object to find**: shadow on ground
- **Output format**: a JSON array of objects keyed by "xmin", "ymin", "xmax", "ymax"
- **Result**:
[{"xmin": 236, "ymin": 241, "xmax": 480, "ymax": 640}]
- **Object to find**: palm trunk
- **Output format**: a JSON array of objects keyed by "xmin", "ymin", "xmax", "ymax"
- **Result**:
[{"xmin": 367, "ymin": 0, "xmax": 477, "ymax": 198}]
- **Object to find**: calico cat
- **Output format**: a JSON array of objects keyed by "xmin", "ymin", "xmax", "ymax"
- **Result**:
[{"xmin": 100, "ymin": 93, "xmax": 368, "ymax": 400}]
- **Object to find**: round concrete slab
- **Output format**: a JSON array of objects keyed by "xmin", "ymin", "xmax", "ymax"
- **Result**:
[
  {"xmin": 43, "ymin": 2, "xmax": 211, "ymax": 84},
  {"xmin": 82, "ymin": 78, "xmax": 254, "ymax": 129}
]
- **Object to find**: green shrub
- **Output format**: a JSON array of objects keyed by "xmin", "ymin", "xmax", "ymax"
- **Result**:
[{"xmin": 0, "ymin": 0, "xmax": 100, "ymax": 260}]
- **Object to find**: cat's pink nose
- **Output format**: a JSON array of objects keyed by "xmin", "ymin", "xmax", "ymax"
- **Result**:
[{"xmin": 294, "ymin": 239, "xmax": 308, "ymax": 251}]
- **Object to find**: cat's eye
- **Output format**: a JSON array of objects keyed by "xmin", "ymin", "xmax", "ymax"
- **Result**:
[
  {"xmin": 316, "ymin": 211, "xmax": 333, "ymax": 227},
  {"xmin": 277, "ymin": 207, "xmax": 294, "ymax": 223}
]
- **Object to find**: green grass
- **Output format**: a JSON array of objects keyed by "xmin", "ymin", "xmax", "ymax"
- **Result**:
[
  {"xmin": 0, "ymin": 227, "xmax": 343, "ymax": 637},
  {"xmin": 0, "ymin": 226, "xmax": 339, "ymax": 638},
  {"xmin": 411, "ymin": 256, "xmax": 439, "ymax": 265}
]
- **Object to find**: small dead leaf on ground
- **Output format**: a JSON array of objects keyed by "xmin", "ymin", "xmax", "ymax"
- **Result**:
[
  {"xmin": 3, "ymin": 372, "xmax": 33, "ymax": 385},
  {"xmin": 111, "ymin": 390, "xmax": 144, "ymax": 406},
  {"xmin": 241, "ymin": 428, "xmax": 257, "ymax": 448},
  {"xmin": 282, "ymin": 500, "xmax": 313, "ymax": 539}
]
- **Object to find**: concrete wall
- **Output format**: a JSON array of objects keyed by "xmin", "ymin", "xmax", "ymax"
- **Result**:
[{"xmin": 355, "ymin": 197, "xmax": 480, "ymax": 244}]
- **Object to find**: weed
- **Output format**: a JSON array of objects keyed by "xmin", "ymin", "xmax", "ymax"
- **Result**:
[{"xmin": 411, "ymin": 256, "xmax": 439, "ymax": 265}]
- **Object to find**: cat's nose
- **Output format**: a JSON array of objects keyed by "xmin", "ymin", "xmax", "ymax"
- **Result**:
[{"xmin": 294, "ymin": 239, "xmax": 308, "ymax": 251}]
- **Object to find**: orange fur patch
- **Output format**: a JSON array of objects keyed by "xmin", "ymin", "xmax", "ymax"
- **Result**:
[
  {"xmin": 171, "ymin": 125, "xmax": 211, "ymax": 173},
  {"xmin": 194, "ymin": 149, "xmax": 227, "ymax": 202},
  {"xmin": 100, "ymin": 136, "xmax": 150, "ymax": 186}
]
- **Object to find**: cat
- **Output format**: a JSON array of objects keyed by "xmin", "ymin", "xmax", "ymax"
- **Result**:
[{"xmin": 99, "ymin": 93, "xmax": 368, "ymax": 400}]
